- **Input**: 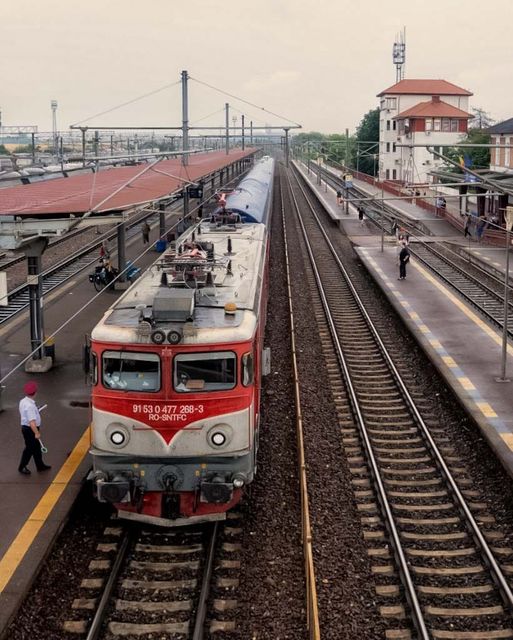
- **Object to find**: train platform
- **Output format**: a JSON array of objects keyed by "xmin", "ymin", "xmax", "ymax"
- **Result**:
[
  {"xmin": 295, "ymin": 159, "xmax": 513, "ymax": 285},
  {"xmin": 295, "ymin": 159, "xmax": 513, "ymax": 484},
  {"xmin": 0, "ymin": 228, "xmax": 168, "ymax": 636},
  {"xmin": 354, "ymin": 243, "xmax": 513, "ymax": 478},
  {"xmin": 0, "ymin": 152, "xmax": 249, "ymax": 635}
]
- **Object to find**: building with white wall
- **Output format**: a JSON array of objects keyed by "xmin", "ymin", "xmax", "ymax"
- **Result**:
[
  {"xmin": 488, "ymin": 118, "xmax": 513, "ymax": 173},
  {"xmin": 377, "ymin": 79, "xmax": 472, "ymax": 185}
]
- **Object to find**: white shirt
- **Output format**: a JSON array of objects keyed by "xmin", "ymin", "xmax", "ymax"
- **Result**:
[{"xmin": 19, "ymin": 396, "xmax": 41, "ymax": 427}]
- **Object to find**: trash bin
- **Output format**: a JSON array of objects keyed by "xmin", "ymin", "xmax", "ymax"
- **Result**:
[
  {"xmin": 155, "ymin": 239, "xmax": 167, "ymax": 253},
  {"xmin": 44, "ymin": 337, "xmax": 55, "ymax": 360}
]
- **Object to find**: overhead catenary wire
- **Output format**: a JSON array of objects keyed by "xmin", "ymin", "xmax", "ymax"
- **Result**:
[
  {"xmin": 0, "ymin": 166, "xmax": 246, "ymax": 387},
  {"xmin": 190, "ymin": 76, "xmax": 301, "ymax": 127},
  {"xmin": 70, "ymin": 80, "xmax": 181, "ymax": 127}
]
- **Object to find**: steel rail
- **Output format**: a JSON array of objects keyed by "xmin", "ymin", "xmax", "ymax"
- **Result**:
[
  {"xmin": 191, "ymin": 522, "xmax": 219, "ymax": 640},
  {"xmin": 0, "ymin": 210, "xmax": 159, "ymax": 325},
  {"xmin": 279, "ymin": 173, "xmax": 321, "ymax": 640},
  {"xmin": 311, "ymin": 163, "xmax": 513, "ymax": 337},
  {"xmin": 85, "ymin": 529, "xmax": 132, "ymax": 640},
  {"xmin": 285, "ymin": 166, "xmax": 429, "ymax": 639},
  {"xmin": 289, "ymin": 162, "xmax": 513, "ymax": 633},
  {"xmin": 409, "ymin": 242, "xmax": 513, "ymax": 339},
  {"xmin": 0, "ymin": 227, "xmax": 89, "ymax": 271}
]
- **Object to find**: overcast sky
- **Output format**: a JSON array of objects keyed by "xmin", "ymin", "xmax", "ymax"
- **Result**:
[{"xmin": 2, "ymin": 0, "xmax": 511, "ymax": 135}]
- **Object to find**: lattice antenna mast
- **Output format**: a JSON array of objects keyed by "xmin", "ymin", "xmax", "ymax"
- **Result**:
[{"xmin": 393, "ymin": 28, "xmax": 406, "ymax": 83}]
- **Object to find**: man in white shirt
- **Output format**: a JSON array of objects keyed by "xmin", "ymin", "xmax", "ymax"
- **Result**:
[{"xmin": 18, "ymin": 381, "xmax": 51, "ymax": 475}]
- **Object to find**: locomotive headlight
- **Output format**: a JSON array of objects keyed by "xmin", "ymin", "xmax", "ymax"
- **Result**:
[
  {"xmin": 211, "ymin": 431, "xmax": 226, "ymax": 446},
  {"xmin": 207, "ymin": 423, "xmax": 233, "ymax": 449},
  {"xmin": 111, "ymin": 430, "xmax": 126, "ymax": 446},
  {"xmin": 107, "ymin": 423, "xmax": 130, "ymax": 449}
]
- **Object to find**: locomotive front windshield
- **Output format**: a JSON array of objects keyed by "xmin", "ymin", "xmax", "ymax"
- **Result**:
[
  {"xmin": 174, "ymin": 351, "xmax": 236, "ymax": 392},
  {"xmin": 102, "ymin": 351, "xmax": 160, "ymax": 391}
]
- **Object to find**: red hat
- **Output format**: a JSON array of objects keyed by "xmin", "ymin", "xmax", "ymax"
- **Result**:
[{"xmin": 24, "ymin": 381, "xmax": 38, "ymax": 396}]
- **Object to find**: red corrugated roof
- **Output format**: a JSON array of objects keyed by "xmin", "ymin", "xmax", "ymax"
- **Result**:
[
  {"xmin": 0, "ymin": 149, "xmax": 255, "ymax": 216},
  {"xmin": 394, "ymin": 99, "xmax": 472, "ymax": 119},
  {"xmin": 377, "ymin": 79, "xmax": 472, "ymax": 97}
]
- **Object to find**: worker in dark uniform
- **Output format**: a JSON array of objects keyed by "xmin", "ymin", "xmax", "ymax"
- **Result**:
[
  {"xmin": 18, "ymin": 381, "xmax": 51, "ymax": 474},
  {"xmin": 142, "ymin": 221, "xmax": 150, "ymax": 244},
  {"xmin": 398, "ymin": 242, "xmax": 410, "ymax": 280}
]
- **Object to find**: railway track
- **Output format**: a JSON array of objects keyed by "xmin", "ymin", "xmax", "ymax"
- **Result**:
[
  {"xmin": 285, "ymin": 162, "xmax": 513, "ymax": 639},
  {"xmin": 409, "ymin": 242, "xmax": 513, "ymax": 338},
  {"xmin": 0, "ymin": 227, "xmax": 90, "ymax": 271},
  {"xmin": 63, "ymin": 518, "xmax": 242, "ymax": 639},
  {"xmin": 307, "ymin": 161, "xmax": 513, "ymax": 340},
  {"xmin": 0, "ymin": 212, "xmax": 159, "ymax": 326}
]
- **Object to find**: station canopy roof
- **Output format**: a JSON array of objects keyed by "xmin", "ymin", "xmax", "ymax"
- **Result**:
[
  {"xmin": 431, "ymin": 167, "xmax": 513, "ymax": 191},
  {"xmin": 0, "ymin": 149, "xmax": 255, "ymax": 217}
]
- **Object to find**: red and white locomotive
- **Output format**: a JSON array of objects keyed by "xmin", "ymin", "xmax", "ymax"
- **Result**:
[{"xmin": 87, "ymin": 157, "xmax": 274, "ymax": 525}]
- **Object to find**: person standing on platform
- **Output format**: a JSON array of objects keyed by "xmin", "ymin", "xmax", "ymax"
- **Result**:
[
  {"xmin": 358, "ymin": 206, "xmax": 365, "ymax": 226},
  {"xmin": 398, "ymin": 242, "xmax": 410, "ymax": 280},
  {"xmin": 336, "ymin": 190, "xmax": 342, "ymax": 206},
  {"xmin": 142, "ymin": 221, "xmax": 150, "ymax": 244},
  {"xmin": 464, "ymin": 216, "xmax": 472, "ymax": 238},
  {"xmin": 18, "ymin": 382, "xmax": 51, "ymax": 475}
]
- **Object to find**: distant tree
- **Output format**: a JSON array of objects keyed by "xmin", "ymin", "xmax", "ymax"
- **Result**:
[
  {"xmin": 12, "ymin": 144, "xmax": 33, "ymax": 153},
  {"xmin": 442, "ymin": 129, "xmax": 491, "ymax": 171},
  {"xmin": 291, "ymin": 131, "xmax": 328, "ymax": 159},
  {"xmin": 0, "ymin": 144, "xmax": 9, "ymax": 155},
  {"xmin": 469, "ymin": 107, "xmax": 494, "ymax": 131},
  {"xmin": 351, "ymin": 108, "xmax": 380, "ymax": 175}
]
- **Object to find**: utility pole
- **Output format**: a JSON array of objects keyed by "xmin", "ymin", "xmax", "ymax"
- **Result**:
[
  {"xmin": 284, "ymin": 128, "xmax": 290, "ymax": 168},
  {"xmin": 241, "ymin": 114, "xmax": 245, "ymax": 151},
  {"xmin": 250, "ymin": 120, "xmax": 253, "ymax": 145},
  {"xmin": 345, "ymin": 128, "xmax": 349, "ymax": 169},
  {"xmin": 182, "ymin": 70, "xmax": 190, "ymax": 218},
  {"xmin": 225, "ymin": 103, "xmax": 230, "ymax": 155},
  {"xmin": 80, "ymin": 127, "xmax": 87, "ymax": 167},
  {"xmin": 181, "ymin": 69, "xmax": 189, "ymax": 166}
]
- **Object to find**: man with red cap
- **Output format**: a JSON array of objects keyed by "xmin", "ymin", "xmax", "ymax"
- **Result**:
[{"xmin": 18, "ymin": 381, "xmax": 51, "ymax": 475}]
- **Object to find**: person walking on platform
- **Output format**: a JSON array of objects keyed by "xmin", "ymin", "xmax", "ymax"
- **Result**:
[
  {"xmin": 398, "ymin": 242, "xmax": 410, "ymax": 280},
  {"xmin": 18, "ymin": 382, "xmax": 51, "ymax": 475},
  {"xmin": 336, "ymin": 190, "xmax": 342, "ymax": 206},
  {"xmin": 358, "ymin": 206, "xmax": 365, "ymax": 226},
  {"xmin": 142, "ymin": 221, "xmax": 150, "ymax": 244}
]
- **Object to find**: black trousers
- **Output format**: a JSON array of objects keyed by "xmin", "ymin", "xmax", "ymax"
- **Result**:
[
  {"xmin": 19, "ymin": 426, "xmax": 44, "ymax": 470},
  {"xmin": 399, "ymin": 262, "xmax": 407, "ymax": 278}
]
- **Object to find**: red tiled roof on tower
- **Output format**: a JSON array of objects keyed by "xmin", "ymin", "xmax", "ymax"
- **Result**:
[
  {"xmin": 394, "ymin": 97, "xmax": 473, "ymax": 120},
  {"xmin": 377, "ymin": 79, "xmax": 472, "ymax": 97}
]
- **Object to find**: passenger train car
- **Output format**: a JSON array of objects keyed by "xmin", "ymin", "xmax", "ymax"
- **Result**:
[{"xmin": 87, "ymin": 156, "xmax": 274, "ymax": 526}]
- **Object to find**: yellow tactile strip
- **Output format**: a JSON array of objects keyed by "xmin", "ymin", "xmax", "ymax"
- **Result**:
[
  {"xmin": 362, "ymin": 249, "xmax": 507, "ymax": 433},
  {"xmin": 0, "ymin": 427, "xmax": 91, "ymax": 594}
]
